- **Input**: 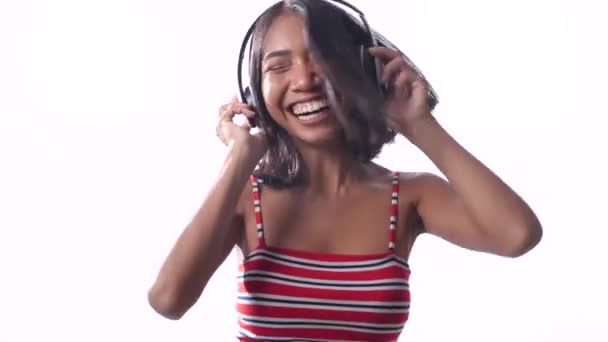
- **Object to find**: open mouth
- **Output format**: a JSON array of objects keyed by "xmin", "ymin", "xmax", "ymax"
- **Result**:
[{"xmin": 289, "ymin": 98, "xmax": 330, "ymax": 123}]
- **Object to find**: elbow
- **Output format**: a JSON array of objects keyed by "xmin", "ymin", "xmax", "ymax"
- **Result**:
[
  {"xmin": 501, "ymin": 219, "xmax": 543, "ymax": 258},
  {"xmin": 147, "ymin": 284, "xmax": 188, "ymax": 320}
]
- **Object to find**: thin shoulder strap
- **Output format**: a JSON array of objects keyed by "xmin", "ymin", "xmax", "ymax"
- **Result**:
[
  {"xmin": 250, "ymin": 175, "xmax": 266, "ymax": 248},
  {"xmin": 388, "ymin": 171, "xmax": 400, "ymax": 251}
]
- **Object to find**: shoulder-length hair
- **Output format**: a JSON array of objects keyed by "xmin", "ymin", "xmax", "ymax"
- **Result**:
[{"xmin": 247, "ymin": 0, "xmax": 438, "ymax": 187}]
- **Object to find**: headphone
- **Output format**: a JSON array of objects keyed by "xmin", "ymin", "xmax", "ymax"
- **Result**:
[{"xmin": 236, "ymin": 0, "xmax": 382, "ymax": 127}]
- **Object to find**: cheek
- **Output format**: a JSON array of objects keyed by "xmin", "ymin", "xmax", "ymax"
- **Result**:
[{"xmin": 262, "ymin": 75, "xmax": 286, "ymax": 120}]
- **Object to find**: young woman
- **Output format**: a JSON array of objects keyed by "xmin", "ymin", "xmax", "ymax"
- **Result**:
[{"xmin": 148, "ymin": 1, "xmax": 542, "ymax": 340}]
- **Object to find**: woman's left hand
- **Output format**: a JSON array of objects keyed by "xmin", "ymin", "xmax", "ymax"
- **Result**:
[{"xmin": 368, "ymin": 46, "xmax": 432, "ymax": 136}]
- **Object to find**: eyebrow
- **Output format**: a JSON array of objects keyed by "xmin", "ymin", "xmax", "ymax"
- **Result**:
[{"xmin": 263, "ymin": 49, "xmax": 291, "ymax": 62}]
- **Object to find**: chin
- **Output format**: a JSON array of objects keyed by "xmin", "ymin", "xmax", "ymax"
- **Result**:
[{"xmin": 293, "ymin": 128, "xmax": 344, "ymax": 147}]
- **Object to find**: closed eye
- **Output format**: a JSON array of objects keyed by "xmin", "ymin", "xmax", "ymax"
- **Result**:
[
  {"xmin": 264, "ymin": 64, "xmax": 291, "ymax": 73},
  {"xmin": 262, "ymin": 49, "xmax": 292, "ymax": 74}
]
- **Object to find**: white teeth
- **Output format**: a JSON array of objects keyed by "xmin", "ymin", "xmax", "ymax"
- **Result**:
[
  {"xmin": 292, "ymin": 99, "xmax": 328, "ymax": 115},
  {"xmin": 297, "ymin": 112, "xmax": 324, "ymax": 121}
]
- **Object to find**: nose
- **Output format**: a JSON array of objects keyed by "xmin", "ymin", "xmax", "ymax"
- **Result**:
[{"xmin": 290, "ymin": 59, "xmax": 323, "ymax": 92}]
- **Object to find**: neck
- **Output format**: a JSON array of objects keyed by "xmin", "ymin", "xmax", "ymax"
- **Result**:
[{"xmin": 294, "ymin": 141, "xmax": 365, "ymax": 197}]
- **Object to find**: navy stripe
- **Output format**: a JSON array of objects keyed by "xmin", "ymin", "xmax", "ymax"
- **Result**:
[
  {"xmin": 245, "ymin": 250, "xmax": 409, "ymax": 269},
  {"xmin": 238, "ymin": 272, "xmax": 408, "ymax": 289},
  {"xmin": 241, "ymin": 317, "xmax": 403, "ymax": 332}
]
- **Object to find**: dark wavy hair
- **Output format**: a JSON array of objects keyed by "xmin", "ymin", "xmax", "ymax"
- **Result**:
[{"xmin": 247, "ymin": 0, "xmax": 438, "ymax": 187}]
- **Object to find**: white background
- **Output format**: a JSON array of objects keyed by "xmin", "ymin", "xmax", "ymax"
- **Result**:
[{"xmin": 1, "ymin": 0, "xmax": 606, "ymax": 341}]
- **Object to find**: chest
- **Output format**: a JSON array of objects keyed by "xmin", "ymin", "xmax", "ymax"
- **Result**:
[{"xmin": 242, "ymin": 183, "xmax": 418, "ymax": 258}]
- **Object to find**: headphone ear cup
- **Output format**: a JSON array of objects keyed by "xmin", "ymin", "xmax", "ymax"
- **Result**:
[
  {"xmin": 244, "ymin": 86, "xmax": 255, "ymax": 107},
  {"xmin": 359, "ymin": 45, "xmax": 382, "ymax": 92},
  {"xmin": 243, "ymin": 86, "xmax": 258, "ymax": 128}
]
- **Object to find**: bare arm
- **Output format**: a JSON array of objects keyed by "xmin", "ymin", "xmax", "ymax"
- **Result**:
[
  {"xmin": 148, "ymin": 97, "xmax": 266, "ymax": 319},
  {"xmin": 367, "ymin": 45, "xmax": 541, "ymax": 257},
  {"xmin": 147, "ymin": 144, "xmax": 260, "ymax": 319},
  {"xmin": 406, "ymin": 117, "xmax": 542, "ymax": 257}
]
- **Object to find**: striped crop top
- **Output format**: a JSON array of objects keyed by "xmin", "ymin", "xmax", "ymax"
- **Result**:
[{"xmin": 236, "ymin": 172, "xmax": 411, "ymax": 341}]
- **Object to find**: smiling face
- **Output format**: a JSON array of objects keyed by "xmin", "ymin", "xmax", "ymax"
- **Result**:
[{"xmin": 260, "ymin": 11, "xmax": 344, "ymax": 147}]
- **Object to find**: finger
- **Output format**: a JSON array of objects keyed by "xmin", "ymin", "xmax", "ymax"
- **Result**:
[
  {"xmin": 368, "ymin": 46, "xmax": 400, "ymax": 62},
  {"xmin": 386, "ymin": 116, "xmax": 401, "ymax": 131},
  {"xmin": 219, "ymin": 106, "xmax": 237, "ymax": 122},
  {"xmin": 219, "ymin": 98, "xmax": 253, "ymax": 114},
  {"xmin": 233, "ymin": 113, "xmax": 252, "ymax": 128},
  {"xmin": 220, "ymin": 102, "xmax": 255, "ymax": 120},
  {"xmin": 393, "ymin": 71, "xmax": 414, "ymax": 97},
  {"xmin": 215, "ymin": 120, "xmax": 226, "ymax": 139},
  {"xmin": 411, "ymin": 79, "xmax": 429, "ymax": 102},
  {"xmin": 218, "ymin": 103, "xmax": 229, "ymax": 116},
  {"xmin": 230, "ymin": 103, "xmax": 257, "ymax": 118},
  {"xmin": 370, "ymin": 47, "xmax": 419, "ymax": 76},
  {"xmin": 381, "ymin": 57, "xmax": 408, "ymax": 84},
  {"xmin": 220, "ymin": 110, "xmax": 257, "ymax": 129},
  {"xmin": 240, "ymin": 118, "xmax": 252, "ymax": 130},
  {"xmin": 237, "ymin": 106, "xmax": 257, "ymax": 118}
]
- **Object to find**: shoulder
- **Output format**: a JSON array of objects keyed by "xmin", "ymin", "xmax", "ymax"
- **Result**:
[
  {"xmin": 363, "ymin": 162, "xmax": 446, "ymax": 194},
  {"xmin": 395, "ymin": 171, "xmax": 452, "ymax": 217},
  {"xmin": 234, "ymin": 175, "xmax": 264, "ymax": 252},
  {"xmin": 396, "ymin": 171, "xmax": 448, "ymax": 194},
  {"xmin": 235, "ymin": 176, "xmax": 257, "ymax": 218},
  {"xmin": 392, "ymin": 171, "xmax": 450, "ymax": 233},
  {"xmin": 236, "ymin": 174, "xmax": 294, "ymax": 215},
  {"xmin": 363, "ymin": 164, "xmax": 445, "ymax": 196}
]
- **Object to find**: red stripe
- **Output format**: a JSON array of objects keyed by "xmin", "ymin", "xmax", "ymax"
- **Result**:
[
  {"xmin": 254, "ymin": 211, "xmax": 262, "ymax": 223},
  {"xmin": 237, "ymin": 304, "xmax": 408, "ymax": 324},
  {"xmin": 237, "ymin": 281, "xmax": 409, "ymax": 302},
  {"xmin": 237, "ymin": 172, "xmax": 409, "ymax": 340},
  {"xmin": 238, "ymin": 323, "xmax": 402, "ymax": 342},
  {"xmin": 265, "ymin": 246, "xmax": 397, "ymax": 262}
]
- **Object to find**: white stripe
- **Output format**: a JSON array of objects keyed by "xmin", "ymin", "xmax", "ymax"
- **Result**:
[
  {"xmin": 239, "ymin": 313, "xmax": 405, "ymax": 329},
  {"xmin": 241, "ymin": 320, "xmax": 403, "ymax": 334},
  {"xmin": 244, "ymin": 254, "xmax": 406, "ymax": 273},
  {"xmin": 238, "ymin": 270, "xmax": 408, "ymax": 287},
  {"xmin": 238, "ymin": 276, "xmax": 408, "ymax": 291},
  {"xmin": 246, "ymin": 249, "xmax": 408, "ymax": 268}
]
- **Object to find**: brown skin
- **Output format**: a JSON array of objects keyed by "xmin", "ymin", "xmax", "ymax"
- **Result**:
[{"xmin": 148, "ymin": 12, "xmax": 542, "ymax": 320}]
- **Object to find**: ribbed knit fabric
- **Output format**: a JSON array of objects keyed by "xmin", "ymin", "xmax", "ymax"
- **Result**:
[{"xmin": 236, "ymin": 172, "xmax": 410, "ymax": 342}]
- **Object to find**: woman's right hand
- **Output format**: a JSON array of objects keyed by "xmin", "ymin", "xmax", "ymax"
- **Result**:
[{"xmin": 216, "ymin": 95, "xmax": 268, "ymax": 157}]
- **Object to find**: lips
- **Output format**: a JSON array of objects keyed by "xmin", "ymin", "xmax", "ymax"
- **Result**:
[
  {"xmin": 287, "ymin": 95, "xmax": 327, "ymax": 113},
  {"xmin": 285, "ymin": 96, "xmax": 332, "ymax": 125},
  {"xmin": 290, "ymin": 98, "xmax": 329, "ymax": 116}
]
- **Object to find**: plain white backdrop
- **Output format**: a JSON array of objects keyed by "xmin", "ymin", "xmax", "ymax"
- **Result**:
[{"xmin": 1, "ymin": 0, "xmax": 606, "ymax": 341}]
